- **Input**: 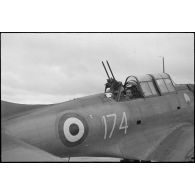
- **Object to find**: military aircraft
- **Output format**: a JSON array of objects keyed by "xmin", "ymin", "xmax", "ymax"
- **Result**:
[{"xmin": 1, "ymin": 61, "xmax": 194, "ymax": 162}]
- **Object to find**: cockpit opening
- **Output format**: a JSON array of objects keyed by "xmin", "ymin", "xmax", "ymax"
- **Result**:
[{"xmin": 102, "ymin": 61, "xmax": 176, "ymax": 102}]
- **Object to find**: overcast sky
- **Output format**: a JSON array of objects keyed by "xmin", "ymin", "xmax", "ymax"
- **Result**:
[{"xmin": 1, "ymin": 33, "xmax": 194, "ymax": 104}]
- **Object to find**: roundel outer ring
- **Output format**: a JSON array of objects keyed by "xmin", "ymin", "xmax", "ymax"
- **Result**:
[{"xmin": 58, "ymin": 113, "xmax": 89, "ymax": 147}]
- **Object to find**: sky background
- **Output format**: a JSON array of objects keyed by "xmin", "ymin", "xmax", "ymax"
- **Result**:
[{"xmin": 1, "ymin": 33, "xmax": 194, "ymax": 104}]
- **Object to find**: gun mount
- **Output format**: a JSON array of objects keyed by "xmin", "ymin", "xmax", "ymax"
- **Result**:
[{"xmin": 102, "ymin": 61, "xmax": 123, "ymax": 101}]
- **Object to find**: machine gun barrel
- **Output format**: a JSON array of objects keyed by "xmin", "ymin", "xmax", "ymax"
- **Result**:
[
  {"xmin": 102, "ymin": 61, "xmax": 111, "ymax": 80},
  {"xmin": 106, "ymin": 60, "xmax": 116, "ymax": 80}
]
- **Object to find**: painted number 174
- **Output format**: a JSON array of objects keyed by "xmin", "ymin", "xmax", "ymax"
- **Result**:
[{"xmin": 102, "ymin": 112, "xmax": 128, "ymax": 139}]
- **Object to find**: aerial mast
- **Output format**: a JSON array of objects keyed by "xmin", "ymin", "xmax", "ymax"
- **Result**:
[
  {"xmin": 158, "ymin": 56, "xmax": 165, "ymax": 73},
  {"xmin": 162, "ymin": 57, "xmax": 165, "ymax": 73}
]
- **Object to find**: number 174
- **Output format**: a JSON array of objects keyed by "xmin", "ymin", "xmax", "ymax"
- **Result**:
[{"xmin": 102, "ymin": 112, "xmax": 128, "ymax": 139}]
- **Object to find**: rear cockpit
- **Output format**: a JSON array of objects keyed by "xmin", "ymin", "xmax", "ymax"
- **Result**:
[
  {"xmin": 102, "ymin": 61, "xmax": 176, "ymax": 102},
  {"xmin": 124, "ymin": 73, "xmax": 176, "ymax": 99}
]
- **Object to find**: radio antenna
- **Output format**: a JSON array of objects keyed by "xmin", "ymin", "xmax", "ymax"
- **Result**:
[
  {"xmin": 102, "ymin": 61, "xmax": 111, "ymax": 80},
  {"xmin": 158, "ymin": 56, "xmax": 165, "ymax": 73},
  {"xmin": 162, "ymin": 57, "xmax": 165, "ymax": 73},
  {"xmin": 106, "ymin": 60, "xmax": 115, "ymax": 80}
]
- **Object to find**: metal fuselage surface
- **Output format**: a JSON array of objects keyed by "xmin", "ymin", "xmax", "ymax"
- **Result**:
[{"xmin": 2, "ymin": 84, "xmax": 194, "ymax": 161}]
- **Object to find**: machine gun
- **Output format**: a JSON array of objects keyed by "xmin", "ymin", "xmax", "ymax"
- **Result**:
[{"xmin": 102, "ymin": 60, "xmax": 123, "ymax": 101}]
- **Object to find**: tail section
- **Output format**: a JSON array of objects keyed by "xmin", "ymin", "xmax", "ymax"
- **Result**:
[{"xmin": 1, "ymin": 100, "xmax": 48, "ymax": 119}]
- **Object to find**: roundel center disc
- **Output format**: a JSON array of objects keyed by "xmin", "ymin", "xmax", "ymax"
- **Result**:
[{"xmin": 69, "ymin": 123, "xmax": 79, "ymax": 135}]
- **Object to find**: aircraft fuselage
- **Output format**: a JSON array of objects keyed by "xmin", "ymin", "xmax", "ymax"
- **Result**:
[{"xmin": 2, "ymin": 84, "xmax": 194, "ymax": 161}]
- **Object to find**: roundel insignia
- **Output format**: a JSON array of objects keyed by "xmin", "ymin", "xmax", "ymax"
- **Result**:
[
  {"xmin": 184, "ymin": 93, "xmax": 190, "ymax": 104},
  {"xmin": 58, "ymin": 113, "xmax": 89, "ymax": 147}
]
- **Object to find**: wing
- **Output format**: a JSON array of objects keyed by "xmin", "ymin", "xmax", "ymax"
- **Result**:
[
  {"xmin": 1, "ymin": 132, "xmax": 66, "ymax": 162},
  {"xmin": 146, "ymin": 123, "xmax": 194, "ymax": 162}
]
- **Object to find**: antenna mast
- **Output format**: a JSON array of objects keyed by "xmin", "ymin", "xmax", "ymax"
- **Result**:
[
  {"xmin": 158, "ymin": 56, "xmax": 165, "ymax": 73},
  {"xmin": 162, "ymin": 57, "xmax": 165, "ymax": 73}
]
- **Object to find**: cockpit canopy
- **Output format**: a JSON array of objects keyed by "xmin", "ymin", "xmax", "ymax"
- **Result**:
[
  {"xmin": 152, "ymin": 73, "xmax": 175, "ymax": 93},
  {"xmin": 105, "ymin": 73, "xmax": 176, "ymax": 101}
]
